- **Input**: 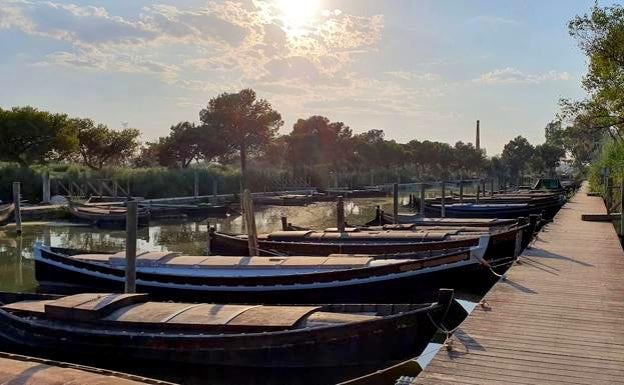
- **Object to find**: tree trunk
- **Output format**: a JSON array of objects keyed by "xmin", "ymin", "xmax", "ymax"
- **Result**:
[{"xmin": 240, "ymin": 141, "xmax": 247, "ymax": 191}]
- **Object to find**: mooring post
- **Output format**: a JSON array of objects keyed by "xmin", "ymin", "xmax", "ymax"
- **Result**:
[
  {"xmin": 420, "ymin": 183, "xmax": 426, "ymax": 217},
  {"xmin": 375, "ymin": 205, "xmax": 381, "ymax": 225},
  {"xmin": 242, "ymin": 189, "xmax": 259, "ymax": 256},
  {"xmin": 42, "ymin": 171, "xmax": 50, "ymax": 204},
  {"xmin": 490, "ymin": 178, "xmax": 495, "ymax": 196},
  {"xmin": 206, "ymin": 220, "xmax": 212, "ymax": 255},
  {"xmin": 337, "ymin": 196, "xmax": 346, "ymax": 232},
  {"xmin": 482, "ymin": 179, "xmax": 486, "ymax": 197},
  {"xmin": 440, "ymin": 181, "xmax": 446, "ymax": 218},
  {"xmin": 281, "ymin": 216, "xmax": 288, "ymax": 231},
  {"xmin": 393, "ymin": 183, "xmax": 399, "ymax": 224},
  {"xmin": 113, "ymin": 181, "xmax": 118, "ymax": 198},
  {"xmin": 459, "ymin": 180, "xmax": 464, "ymax": 204},
  {"xmin": 476, "ymin": 181, "xmax": 481, "ymax": 204},
  {"xmin": 194, "ymin": 171, "xmax": 199, "ymax": 198},
  {"xmin": 12, "ymin": 182, "xmax": 21, "ymax": 234},
  {"xmin": 606, "ymin": 176, "xmax": 611, "ymax": 213},
  {"xmin": 125, "ymin": 200, "xmax": 138, "ymax": 293}
]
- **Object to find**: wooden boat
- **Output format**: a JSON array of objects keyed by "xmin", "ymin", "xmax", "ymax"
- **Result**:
[
  {"xmin": 0, "ymin": 290, "xmax": 459, "ymax": 368},
  {"xmin": 0, "ymin": 203, "xmax": 15, "ymax": 226},
  {"xmin": 0, "ymin": 351, "xmax": 173, "ymax": 385},
  {"xmin": 210, "ymin": 224, "xmax": 528, "ymax": 265},
  {"xmin": 253, "ymin": 194, "xmax": 316, "ymax": 206},
  {"xmin": 141, "ymin": 202, "xmax": 229, "ymax": 218},
  {"xmin": 34, "ymin": 241, "xmax": 488, "ymax": 303},
  {"xmin": 417, "ymin": 199, "xmax": 564, "ymax": 219},
  {"xmin": 365, "ymin": 212, "xmax": 518, "ymax": 227},
  {"xmin": 68, "ymin": 202, "xmax": 150, "ymax": 228}
]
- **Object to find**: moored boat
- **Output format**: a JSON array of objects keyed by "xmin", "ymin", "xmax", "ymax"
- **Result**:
[
  {"xmin": 0, "ymin": 351, "xmax": 173, "ymax": 385},
  {"xmin": 34, "ymin": 240, "xmax": 489, "ymax": 303},
  {"xmin": 0, "ymin": 290, "xmax": 460, "ymax": 368},
  {"xmin": 210, "ymin": 224, "xmax": 527, "ymax": 264},
  {"xmin": 68, "ymin": 202, "xmax": 150, "ymax": 228}
]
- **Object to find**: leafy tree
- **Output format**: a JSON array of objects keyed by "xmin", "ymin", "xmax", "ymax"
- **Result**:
[
  {"xmin": 452, "ymin": 141, "xmax": 485, "ymax": 177},
  {"xmin": 501, "ymin": 136, "xmax": 535, "ymax": 181},
  {"xmin": 284, "ymin": 116, "xmax": 354, "ymax": 179},
  {"xmin": 199, "ymin": 89, "xmax": 283, "ymax": 188},
  {"xmin": 531, "ymin": 143, "xmax": 566, "ymax": 176},
  {"xmin": 73, "ymin": 118, "xmax": 140, "ymax": 170},
  {"xmin": 0, "ymin": 106, "xmax": 78, "ymax": 166}
]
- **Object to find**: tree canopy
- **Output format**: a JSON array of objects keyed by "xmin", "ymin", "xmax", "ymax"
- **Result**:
[
  {"xmin": 74, "ymin": 118, "xmax": 140, "ymax": 170},
  {"xmin": 0, "ymin": 106, "xmax": 78, "ymax": 166}
]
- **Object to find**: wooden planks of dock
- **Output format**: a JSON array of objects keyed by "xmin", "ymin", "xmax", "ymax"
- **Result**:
[{"xmin": 413, "ymin": 181, "xmax": 624, "ymax": 385}]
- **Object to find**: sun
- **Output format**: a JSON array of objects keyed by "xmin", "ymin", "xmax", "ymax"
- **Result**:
[{"xmin": 275, "ymin": 0, "xmax": 320, "ymax": 36}]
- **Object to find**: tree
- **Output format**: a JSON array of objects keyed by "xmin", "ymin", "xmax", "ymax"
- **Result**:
[
  {"xmin": 285, "ymin": 116, "xmax": 354, "ymax": 174},
  {"xmin": 452, "ymin": 141, "xmax": 485, "ymax": 177},
  {"xmin": 73, "ymin": 118, "xmax": 140, "ymax": 170},
  {"xmin": 531, "ymin": 143, "xmax": 566, "ymax": 176},
  {"xmin": 501, "ymin": 136, "xmax": 535, "ymax": 182},
  {"xmin": 0, "ymin": 106, "xmax": 78, "ymax": 166},
  {"xmin": 199, "ymin": 89, "xmax": 283, "ymax": 188}
]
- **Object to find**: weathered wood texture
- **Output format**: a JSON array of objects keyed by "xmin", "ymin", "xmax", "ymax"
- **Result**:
[
  {"xmin": 0, "ymin": 352, "xmax": 170, "ymax": 384},
  {"xmin": 413, "ymin": 182, "xmax": 624, "ymax": 385}
]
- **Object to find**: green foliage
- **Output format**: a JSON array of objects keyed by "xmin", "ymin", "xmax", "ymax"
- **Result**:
[
  {"xmin": 501, "ymin": 136, "xmax": 535, "ymax": 180},
  {"xmin": 0, "ymin": 106, "xmax": 78, "ymax": 166},
  {"xmin": 199, "ymin": 89, "xmax": 283, "ymax": 186},
  {"xmin": 73, "ymin": 118, "xmax": 141, "ymax": 170}
]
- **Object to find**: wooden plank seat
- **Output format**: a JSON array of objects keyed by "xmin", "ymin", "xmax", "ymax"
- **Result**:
[
  {"xmin": 73, "ymin": 254, "xmax": 377, "ymax": 269},
  {"xmin": 2, "ymin": 294, "xmax": 148, "ymax": 321},
  {"xmin": 305, "ymin": 231, "xmax": 451, "ymax": 241},
  {"xmin": 104, "ymin": 302, "xmax": 323, "ymax": 331}
]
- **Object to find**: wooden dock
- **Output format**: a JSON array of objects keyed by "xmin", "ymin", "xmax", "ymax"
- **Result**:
[{"xmin": 413, "ymin": 182, "xmax": 624, "ymax": 384}]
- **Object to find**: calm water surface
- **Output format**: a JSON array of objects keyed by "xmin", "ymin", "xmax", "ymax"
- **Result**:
[{"xmin": 0, "ymin": 196, "xmax": 480, "ymax": 385}]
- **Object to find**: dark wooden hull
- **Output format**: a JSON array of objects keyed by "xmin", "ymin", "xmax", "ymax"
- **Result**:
[
  {"xmin": 34, "ymin": 247, "xmax": 499, "ymax": 304},
  {"xmin": 69, "ymin": 205, "xmax": 150, "ymax": 228},
  {"xmin": 210, "ymin": 225, "xmax": 528, "ymax": 262},
  {"xmin": 144, "ymin": 204, "xmax": 228, "ymax": 219},
  {"xmin": 420, "ymin": 200, "xmax": 563, "ymax": 219},
  {"xmin": 0, "ymin": 293, "xmax": 457, "ymax": 368}
]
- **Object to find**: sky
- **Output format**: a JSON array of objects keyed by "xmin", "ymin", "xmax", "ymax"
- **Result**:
[{"xmin": 0, "ymin": 0, "xmax": 616, "ymax": 155}]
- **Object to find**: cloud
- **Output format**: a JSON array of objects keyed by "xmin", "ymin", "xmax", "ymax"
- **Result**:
[
  {"xmin": 1, "ymin": 0, "xmax": 385, "ymax": 89},
  {"xmin": 474, "ymin": 67, "xmax": 571, "ymax": 85}
]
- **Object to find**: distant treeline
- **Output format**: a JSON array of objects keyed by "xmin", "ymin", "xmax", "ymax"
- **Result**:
[{"xmin": 1, "ymin": 88, "xmax": 572, "ymax": 198}]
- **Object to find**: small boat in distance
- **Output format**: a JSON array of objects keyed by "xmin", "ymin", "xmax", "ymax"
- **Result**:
[
  {"xmin": 68, "ymin": 202, "xmax": 150, "ymax": 228},
  {"xmin": 34, "ymin": 239, "xmax": 488, "ymax": 303},
  {"xmin": 0, "ymin": 290, "xmax": 460, "ymax": 368}
]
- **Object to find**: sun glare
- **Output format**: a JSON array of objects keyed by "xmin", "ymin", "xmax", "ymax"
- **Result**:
[{"xmin": 276, "ymin": 0, "xmax": 320, "ymax": 36}]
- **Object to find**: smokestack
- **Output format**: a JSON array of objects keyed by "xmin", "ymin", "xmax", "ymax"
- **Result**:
[{"xmin": 475, "ymin": 120, "xmax": 480, "ymax": 151}]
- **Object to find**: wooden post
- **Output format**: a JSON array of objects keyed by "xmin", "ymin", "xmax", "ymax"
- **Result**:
[
  {"xmin": 125, "ymin": 200, "xmax": 138, "ymax": 293},
  {"xmin": 459, "ymin": 180, "xmax": 464, "ymax": 204},
  {"xmin": 242, "ymin": 189, "xmax": 258, "ymax": 256},
  {"xmin": 281, "ymin": 216, "xmax": 288, "ymax": 231},
  {"xmin": 606, "ymin": 176, "xmax": 611, "ymax": 213},
  {"xmin": 420, "ymin": 184, "xmax": 426, "ymax": 217},
  {"xmin": 206, "ymin": 221, "xmax": 212, "ymax": 255},
  {"xmin": 490, "ymin": 179, "xmax": 494, "ymax": 196},
  {"xmin": 113, "ymin": 181, "xmax": 118, "ymax": 198},
  {"xmin": 194, "ymin": 171, "xmax": 199, "ymax": 198},
  {"xmin": 126, "ymin": 179, "xmax": 131, "ymax": 198},
  {"xmin": 440, "ymin": 181, "xmax": 446, "ymax": 218},
  {"xmin": 13, "ymin": 182, "xmax": 21, "ymax": 234},
  {"xmin": 336, "ymin": 196, "xmax": 345, "ymax": 232},
  {"xmin": 375, "ymin": 206, "xmax": 381, "ymax": 225},
  {"xmin": 482, "ymin": 179, "xmax": 486, "ymax": 197},
  {"xmin": 42, "ymin": 171, "xmax": 50, "ymax": 204},
  {"xmin": 476, "ymin": 182, "xmax": 481, "ymax": 204},
  {"xmin": 393, "ymin": 183, "xmax": 399, "ymax": 224}
]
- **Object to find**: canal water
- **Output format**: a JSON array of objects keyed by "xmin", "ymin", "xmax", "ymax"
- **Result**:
[{"xmin": 0, "ymin": 197, "xmax": 479, "ymax": 385}]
